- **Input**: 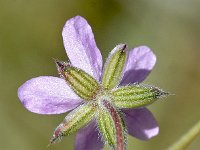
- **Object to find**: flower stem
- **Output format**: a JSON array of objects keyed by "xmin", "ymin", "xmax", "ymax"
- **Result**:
[
  {"xmin": 167, "ymin": 120, "xmax": 200, "ymax": 150},
  {"xmin": 103, "ymin": 100, "xmax": 126, "ymax": 150}
]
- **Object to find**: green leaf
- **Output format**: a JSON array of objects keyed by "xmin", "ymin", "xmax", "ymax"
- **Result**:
[
  {"xmin": 102, "ymin": 44, "xmax": 127, "ymax": 90},
  {"xmin": 111, "ymin": 85, "xmax": 168, "ymax": 108}
]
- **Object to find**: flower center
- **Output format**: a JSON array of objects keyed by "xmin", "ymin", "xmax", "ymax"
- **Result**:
[{"xmin": 94, "ymin": 88, "xmax": 111, "ymax": 104}]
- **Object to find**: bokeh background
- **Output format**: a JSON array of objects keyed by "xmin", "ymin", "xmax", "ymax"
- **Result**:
[{"xmin": 0, "ymin": 0, "xmax": 199, "ymax": 149}]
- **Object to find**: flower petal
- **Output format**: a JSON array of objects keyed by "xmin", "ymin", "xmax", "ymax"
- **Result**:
[
  {"xmin": 121, "ymin": 46, "xmax": 156, "ymax": 85},
  {"xmin": 62, "ymin": 16, "xmax": 102, "ymax": 80},
  {"xmin": 123, "ymin": 107, "xmax": 159, "ymax": 140},
  {"xmin": 18, "ymin": 76, "xmax": 83, "ymax": 114},
  {"xmin": 75, "ymin": 121, "xmax": 104, "ymax": 150}
]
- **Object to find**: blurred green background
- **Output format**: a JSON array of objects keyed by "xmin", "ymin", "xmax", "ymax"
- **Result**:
[{"xmin": 0, "ymin": 0, "xmax": 199, "ymax": 149}]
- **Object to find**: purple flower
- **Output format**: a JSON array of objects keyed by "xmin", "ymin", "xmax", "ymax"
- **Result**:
[{"xmin": 18, "ymin": 16, "xmax": 167, "ymax": 150}]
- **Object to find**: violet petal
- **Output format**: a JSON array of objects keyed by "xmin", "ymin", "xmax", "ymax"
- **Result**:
[
  {"xmin": 123, "ymin": 107, "xmax": 159, "ymax": 140},
  {"xmin": 75, "ymin": 120, "xmax": 104, "ymax": 150},
  {"xmin": 18, "ymin": 76, "xmax": 83, "ymax": 114},
  {"xmin": 121, "ymin": 46, "xmax": 156, "ymax": 85},
  {"xmin": 62, "ymin": 16, "xmax": 102, "ymax": 81}
]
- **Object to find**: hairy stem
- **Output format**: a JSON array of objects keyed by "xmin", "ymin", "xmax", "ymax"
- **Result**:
[
  {"xmin": 167, "ymin": 120, "xmax": 200, "ymax": 150},
  {"xmin": 103, "ymin": 100, "xmax": 126, "ymax": 150}
]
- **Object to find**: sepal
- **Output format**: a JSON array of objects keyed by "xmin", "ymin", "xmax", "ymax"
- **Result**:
[
  {"xmin": 55, "ymin": 60, "xmax": 100, "ymax": 100},
  {"xmin": 50, "ymin": 102, "xmax": 96, "ymax": 144},
  {"xmin": 111, "ymin": 85, "xmax": 168, "ymax": 108},
  {"xmin": 102, "ymin": 44, "xmax": 127, "ymax": 90}
]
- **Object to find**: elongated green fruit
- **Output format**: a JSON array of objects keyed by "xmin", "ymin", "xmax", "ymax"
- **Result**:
[
  {"xmin": 55, "ymin": 60, "xmax": 100, "ymax": 100},
  {"xmin": 50, "ymin": 102, "xmax": 96, "ymax": 144},
  {"xmin": 111, "ymin": 85, "xmax": 168, "ymax": 108},
  {"xmin": 102, "ymin": 44, "xmax": 127, "ymax": 90},
  {"xmin": 98, "ymin": 100, "xmax": 127, "ymax": 150}
]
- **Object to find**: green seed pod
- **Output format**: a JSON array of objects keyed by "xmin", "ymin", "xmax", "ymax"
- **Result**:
[
  {"xmin": 111, "ymin": 85, "xmax": 168, "ymax": 108},
  {"xmin": 50, "ymin": 102, "xmax": 96, "ymax": 144},
  {"xmin": 55, "ymin": 60, "xmax": 100, "ymax": 100},
  {"xmin": 97, "ymin": 100, "xmax": 127, "ymax": 150},
  {"xmin": 102, "ymin": 44, "xmax": 127, "ymax": 90}
]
